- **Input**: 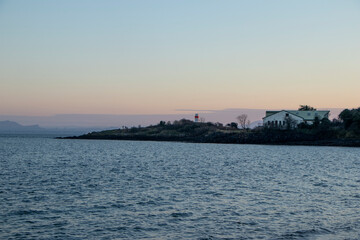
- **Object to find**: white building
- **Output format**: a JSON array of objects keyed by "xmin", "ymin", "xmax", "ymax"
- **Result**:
[{"xmin": 263, "ymin": 110, "xmax": 330, "ymax": 128}]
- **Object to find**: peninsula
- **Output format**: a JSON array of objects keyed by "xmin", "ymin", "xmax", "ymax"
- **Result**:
[{"xmin": 61, "ymin": 107, "xmax": 360, "ymax": 147}]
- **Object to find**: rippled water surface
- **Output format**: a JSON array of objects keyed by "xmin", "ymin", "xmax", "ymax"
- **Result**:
[{"xmin": 1, "ymin": 135, "xmax": 360, "ymax": 239}]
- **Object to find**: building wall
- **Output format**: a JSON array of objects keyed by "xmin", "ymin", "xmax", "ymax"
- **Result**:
[
  {"xmin": 287, "ymin": 110, "xmax": 329, "ymax": 122},
  {"xmin": 263, "ymin": 111, "xmax": 304, "ymax": 128}
]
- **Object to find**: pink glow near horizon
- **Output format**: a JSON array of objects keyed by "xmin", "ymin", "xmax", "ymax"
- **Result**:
[{"xmin": 1, "ymin": 1, "xmax": 359, "ymax": 116}]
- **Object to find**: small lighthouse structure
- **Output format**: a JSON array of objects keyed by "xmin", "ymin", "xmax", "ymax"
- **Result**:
[{"xmin": 194, "ymin": 113, "xmax": 199, "ymax": 122}]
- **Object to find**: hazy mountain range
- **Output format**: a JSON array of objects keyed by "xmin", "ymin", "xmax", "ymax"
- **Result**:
[
  {"xmin": 0, "ymin": 120, "xmax": 43, "ymax": 133},
  {"xmin": 0, "ymin": 120, "xmax": 116, "ymax": 135}
]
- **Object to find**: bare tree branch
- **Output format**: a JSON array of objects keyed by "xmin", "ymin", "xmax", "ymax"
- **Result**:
[{"xmin": 237, "ymin": 114, "xmax": 250, "ymax": 129}]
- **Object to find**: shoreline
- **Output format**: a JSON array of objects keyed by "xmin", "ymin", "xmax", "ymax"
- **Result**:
[
  {"xmin": 58, "ymin": 136, "xmax": 360, "ymax": 148},
  {"xmin": 58, "ymin": 118, "xmax": 360, "ymax": 148}
]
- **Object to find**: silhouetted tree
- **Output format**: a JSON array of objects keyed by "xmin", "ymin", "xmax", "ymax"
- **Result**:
[
  {"xmin": 215, "ymin": 122, "xmax": 223, "ymax": 127},
  {"xmin": 226, "ymin": 122, "xmax": 238, "ymax": 129},
  {"xmin": 319, "ymin": 118, "xmax": 331, "ymax": 129},
  {"xmin": 339, "ymin": 108, "xmax": 360, "ymax": 131},
  {"xmin": 285, "ymin": 116, "xmax": 297, "ymax": 129},
  {"xmin": 237, "ymin": 114, "xmax": 250, "ymax": 129},
  {"xmin": 313, "ymin": 116, "xmax": 320, "ymax": 128},
  {"xmin": 339, "ymin": 109, "xmax": 353, "ymax": 129},
  {"xmin": 298, "ymin": 105, "xmax": 317, "ymax": 111}
]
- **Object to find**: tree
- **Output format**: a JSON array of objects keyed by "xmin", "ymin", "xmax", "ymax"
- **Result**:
[
  {"xmin": 298, "ymin": 105, "xmax": 317, "ymax": 111},
  {"xmin": 228, "ymin": 122, "xmax": 238, "ymax": 129},
  {"xmin": 339, "ymin": 108, "xmax": 360, "ymax": 131},
  {"xmin": 319, "ymin": 118, "xmax": 331, "ymax": 129},
  {"xmin": 236, "ymin": 114, "xmax": 250, "ymax": 129},
  {"xmin": 215, "ymin": 122, "xmax": 223, "ymax": 127},
  {"xmin": 339, "ymin": 109, "xmax": 353, "ymax": 129},
  {"xmin": 313, "ymin": 116, "xmax": 320, "ymax": 128},
  {"xmin": 285, "ymin": 115, "xmax": 297, "ymax": 129}
]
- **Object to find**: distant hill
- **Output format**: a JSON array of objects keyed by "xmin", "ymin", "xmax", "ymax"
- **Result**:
[
  {"xmin": 0, "ymin": 120, "xmax": 117, "ymax": 136},
  {"xmin": 249, "ymin": 120, "xmax": 263, "ymax": 128},
  {"xmin": 0, "ymin": 120, "xmax": 44, "ymax": 133}
]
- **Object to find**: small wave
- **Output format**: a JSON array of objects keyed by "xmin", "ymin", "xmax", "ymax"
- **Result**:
[
  {"xmin": 136, "ymin": 200, "xmax": 156, "ymax": 205},
  {"xmin": 10, "ymin": 209, "xmax": 45, "ymax": 216},
  {"xmin": 313, "ymin": 182, "xmax": 329, "ymax": 187},
  {"xmin": 204, "ymin": 191, "xmax": 223, "ymax": 196},
  {"xmin": 93, "ymin": 204, "xmax": 108, "ymax": 209},
  {"xmin": 133, "ymin": 226, "xmax": 159, "ymax": 232},
  {"xmin": 236, "ymin": 221, "xmax": 258, "ymax": 226},
  {"xmin": 105, "ymin": 226, "xmax": 127, "ymax": 232},
  {"xmin": 87, "ymin": 183, "xmax": 98, "ymax": 188},
  {"xmin": 53, "ymin": 221, "xmax": 68, "ymax": 227},
  {"xmin": 170, "ymin": 212, "xmax": 193, "ymax": 218},
  {"xmin": 111, "ymin": 203, "xmax": 126, "ymax": 208},
  {"xmin": 110, "ymin": 167, "xmax": 120, "ymax": 173},
  {"xmin": 281, "ymin": 227, "xmax": 333, "ymax": 239}
]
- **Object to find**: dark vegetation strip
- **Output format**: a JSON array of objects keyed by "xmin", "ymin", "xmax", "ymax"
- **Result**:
[{"xmin": 60, "ymin": 107, "xmax": 360, "ymax": 147}]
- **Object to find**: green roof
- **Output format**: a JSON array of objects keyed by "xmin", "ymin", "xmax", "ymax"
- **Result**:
[{"xmin": 264, "ymin": 110, "xmax": 330, "ymax": 121}]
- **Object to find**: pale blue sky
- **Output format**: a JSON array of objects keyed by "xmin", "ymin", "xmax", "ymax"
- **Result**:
[{"xmin": 1, "ymin": 0, "xmax": 359, "ymax": 115}]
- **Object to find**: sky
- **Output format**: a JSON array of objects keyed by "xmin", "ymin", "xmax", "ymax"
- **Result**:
[{"xmin": 1, "ymin": 0, "xmax": 359, "ymax": 116}]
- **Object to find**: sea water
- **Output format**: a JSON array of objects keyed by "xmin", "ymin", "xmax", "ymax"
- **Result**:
[{"xmin": 1, "ymin": 135, "xmax": 360, "ymax": 239}]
